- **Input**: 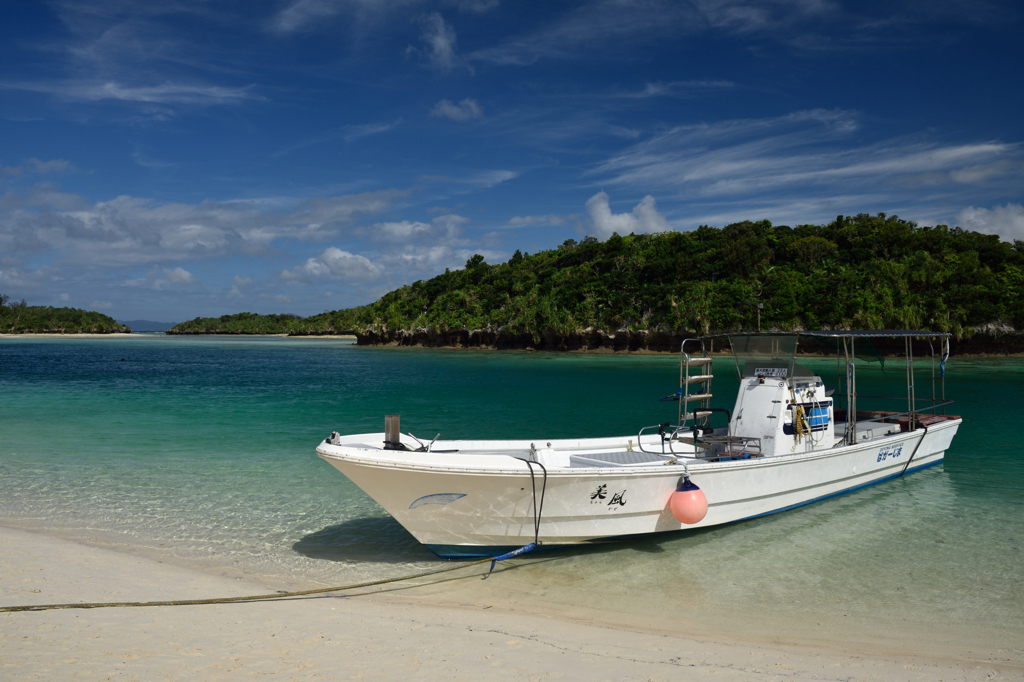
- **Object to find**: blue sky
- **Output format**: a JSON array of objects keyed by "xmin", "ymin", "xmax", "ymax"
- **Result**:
[{"xmin": 1, "ymin": 0, "xmax": 1022, "ymax": 322}]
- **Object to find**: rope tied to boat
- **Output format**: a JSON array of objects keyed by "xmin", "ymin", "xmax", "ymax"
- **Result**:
[
  {"xmin": 0, "ymin": 546, "xmax": 541, "ymax": 613},
  {"xmin": 486, "ymin": 542, "xmax": 538, "ymax": 577}
]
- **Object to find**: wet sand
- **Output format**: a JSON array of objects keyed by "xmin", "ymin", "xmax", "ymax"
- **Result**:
[{"xmin": 2, "ymin": 525, "xmax": 1019, "ymax": 681}]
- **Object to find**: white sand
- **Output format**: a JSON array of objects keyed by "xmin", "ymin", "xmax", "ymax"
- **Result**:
[
  {"xmin": 0, "ymin": 333, "xmax": 137, "ymax": 338},
  {"xmin": 1, "ymin": 525, "xmax": 1019, "ymax": 681}
]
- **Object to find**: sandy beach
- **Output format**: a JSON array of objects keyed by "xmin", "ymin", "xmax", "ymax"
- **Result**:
[{"xmin": 1, "ymin": 525, "xmax": 1019, "ymax": 681}]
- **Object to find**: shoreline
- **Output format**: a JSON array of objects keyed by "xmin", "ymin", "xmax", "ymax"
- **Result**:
[
  {"xmin": 2, "ymin": 522, "xmax": 1021, "ymax": 680},
  {"xmin": 4, "ymin": 331, "xmax": 1024, "ymax": 356},
  {"xmin": 0, "ymin": 333, "xmax": 357, "ymax": 340}
]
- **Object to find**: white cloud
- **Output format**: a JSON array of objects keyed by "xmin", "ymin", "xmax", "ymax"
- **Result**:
[
  {"xmin": 282, "ymin": 247, "xmax": 383, "ymax": 282},
  {"xmin": 432, "ymin": 98, "xmax": 482, "ymax": 122},
  {"xmin": 161, "ymin": 267, "xmax": 196, "ymax": 286},
  {"xmin": 957, "ymin": 204, "xmax": 1024, "ymax": 241},
  {"xmin": 585, "ymin": 191, "xmax": 671, "ymax": 238},
  {"xmin": 91, "ymin": 300, "xmax": 113, "ymax": 310},
  {"xmin": 58, "ymin": 293, "xmax": 70, "ymax": 302}
]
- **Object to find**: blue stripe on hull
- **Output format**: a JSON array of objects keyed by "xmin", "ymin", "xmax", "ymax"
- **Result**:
[{"xmin": 425, "ymin": 457, "xmax": 943, "ymax": 560}]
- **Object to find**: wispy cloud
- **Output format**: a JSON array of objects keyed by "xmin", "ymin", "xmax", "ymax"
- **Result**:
[
  {"xmin": 420, "ymin": 169, "xmax": 518, "ymax": 190},
  {"xmin": 343, "ymin": 120, "xmax": 399, "ymax": 142},
  {"xmin": 271, "ymin": 0, "xmax": 347, "ymax": 33},
  {"xmin": 468, "ymin": 0, "xmax": 988, "ymax": 65},
  {"xmin": 505, "ymin": 214, "xmax": 570, "ymax": 228},
  {"xmin": 1, "ymin": 158, "xmax": 74, "ymax": 179},
  {"xmin": 228, "ymin": 275, "xmax": 254, "ymax": 299},
  {"xmin": 431, "ymin": 98, "xmax": 482, "ymax": 121},
  {"xmin": 420, "ymin": 12, "xmax": 462, "ymax": 71},
  {"xmin": 618, "ymin": 80, "xmax": 736, "ymax": 98},
  {"xmin": 271, "ymin": 120, "xmax": 401, "ymax": 158},
  {"xmin": 359, "ymin": 213, "xmax": 468, "ymax": 243},
  {"xmin": 403, "ymin": 12, "xmax": 474, "ymax": 73},
  {"xmin": 0, "ymin": 186, "xmax": 407, "ymax": 268},
  {"xmin": 3, "ymin": 80, "xmax": 258, "ymax": 106},
  {"xmin": 592, "ymin": 109, "xmax": 1022, "ymax": 201},
  {"xmin": 125, "ymin": 266, "xmax": 201, "ymax": 290}
]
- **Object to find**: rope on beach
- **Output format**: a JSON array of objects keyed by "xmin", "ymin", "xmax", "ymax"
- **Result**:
[{"xmin": 0, "ymin": 552, "xmax": 525, "ymax": 613}]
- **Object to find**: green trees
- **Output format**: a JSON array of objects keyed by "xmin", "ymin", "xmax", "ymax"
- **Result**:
[
  {"xmin": 164, "ymin": 212, "xmax": 1024, "ymax": 341},
  {"xmin": 325, "ymin": 213, "xmax": 1024, "ymax": 339},
  {"xmin": 167, "ymin": 312, "xmax": 303, "ymax": 334},
  {"xmin": 0, "ymin": 295, "xmax": 131, "ymax": 334}
]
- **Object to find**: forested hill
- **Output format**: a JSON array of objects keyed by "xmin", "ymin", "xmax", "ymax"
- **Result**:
[
  {"xmin": 0, "ymin": 296, "xmax": 131, "ymax": 334},
  {"xmin": 290, "ymin": 213, "xmax": 1023, "ymax": 350}
]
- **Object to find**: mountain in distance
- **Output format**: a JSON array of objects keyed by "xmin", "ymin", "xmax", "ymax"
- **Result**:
[{"xmin": 118, "ymin": 319, "xmax": 178, "ymax": 332}]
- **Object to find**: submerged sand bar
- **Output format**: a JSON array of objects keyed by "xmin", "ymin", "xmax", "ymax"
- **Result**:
[{"xmin": 1, "ymin": 525, "xmax": 1019, "ymax": 681}]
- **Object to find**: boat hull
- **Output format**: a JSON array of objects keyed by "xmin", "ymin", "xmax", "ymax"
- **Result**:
[{"xmin": 317, "ymin": 420, "xmax": 959, "ymax": 559}]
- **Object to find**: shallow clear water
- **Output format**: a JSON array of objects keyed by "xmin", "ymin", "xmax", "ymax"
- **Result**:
[{"xmin": 1, "ymin": 336, "xmax": 1021, "ymax": 657}]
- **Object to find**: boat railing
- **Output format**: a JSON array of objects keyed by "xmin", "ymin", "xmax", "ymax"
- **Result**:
[
  {"xmin": 636, "ymin": 422, "xmax": 684, "ymax": 454},
  {"xmin": 833, "ymin": 399, "xmax": 957, "ymax": 435}
]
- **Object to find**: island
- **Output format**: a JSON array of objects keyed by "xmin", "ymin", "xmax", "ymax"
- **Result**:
[{"xmin": 0, "ymin": 295, "xmax": 131, "ymax": 334}]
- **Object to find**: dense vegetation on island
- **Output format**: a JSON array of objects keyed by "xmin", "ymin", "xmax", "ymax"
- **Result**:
[
  {"xmin": 167, "ymin": 312, "xmax": 303, "ymax": 335},
  {"xmin": 291, "ymin": 213, "xmax": 1023, "ymax": 340},
  {"xmin": 0, "ymin": 294, "xmax": 131, "ymax": 334}
]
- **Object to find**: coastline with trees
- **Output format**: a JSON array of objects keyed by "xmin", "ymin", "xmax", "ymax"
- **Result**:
[{"xmin": 7, "ymin": 213, "xmax": 1024, "ymax": 353}]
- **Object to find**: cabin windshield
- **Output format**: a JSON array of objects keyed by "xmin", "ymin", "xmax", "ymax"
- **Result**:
[{"xmin": 728, "ymin": 334, "xmax": 812, "ymax": 380}]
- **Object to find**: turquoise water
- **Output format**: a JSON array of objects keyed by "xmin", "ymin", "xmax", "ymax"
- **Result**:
[{"xmin": 1, "ymin": 336, "xmax": 1022, "ymax": 657}]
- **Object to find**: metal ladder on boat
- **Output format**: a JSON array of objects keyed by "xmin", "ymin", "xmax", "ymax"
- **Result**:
[{"xmin": 678, "ymin": 338, "xmax": 713, "ymax": 431}]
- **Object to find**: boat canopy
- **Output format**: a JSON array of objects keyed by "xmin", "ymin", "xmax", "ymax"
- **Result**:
[{"xmin": 684, "ymin": 330, "xmax": 953, "ymax": 439}]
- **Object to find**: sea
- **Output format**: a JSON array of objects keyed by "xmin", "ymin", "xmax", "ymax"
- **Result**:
[{"xmin": 1, "ymin": 335, "xmax": 1021, "ymax": 660}]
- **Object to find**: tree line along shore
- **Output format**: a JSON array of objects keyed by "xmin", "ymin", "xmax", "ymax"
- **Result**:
[{"xmin": 6, "ymin": 213, "xmax": 1024, "ymax": 353}]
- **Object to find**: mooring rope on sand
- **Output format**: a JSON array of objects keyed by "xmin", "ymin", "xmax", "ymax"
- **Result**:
[{"xmin": 1, "ymin": 545, "xmax": 538, "ymax": 613}]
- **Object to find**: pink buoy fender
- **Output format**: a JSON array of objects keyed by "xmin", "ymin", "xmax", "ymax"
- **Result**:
[{"xmin": 670, "ymin": 476, "xmax": 708, "ymax": 524}]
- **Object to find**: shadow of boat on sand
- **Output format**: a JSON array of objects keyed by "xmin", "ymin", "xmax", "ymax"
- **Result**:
[{"xmin": 292, "ymin": 516, "xmax": 439, "ymax": 564}]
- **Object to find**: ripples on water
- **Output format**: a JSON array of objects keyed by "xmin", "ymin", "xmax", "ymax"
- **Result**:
[{"xmin": 1, "ymin": 336, "xmax": 1021, "ymax": 655}]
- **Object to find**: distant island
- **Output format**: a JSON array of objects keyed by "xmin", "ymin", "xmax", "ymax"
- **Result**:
[
  {"xmin": 0, "ymin": 295, "xmax": 130, "ymax": 334},
  {"xmin": 167, "ymin": 312, "xmax": 307, "ymax": 335},
  {"xmin": 117, "ymin": 319, "xmax": 179, "ymax": 333},
  {"xmin": 166, "ymin": 213, "xmax": 1024, "ymax": 353}
]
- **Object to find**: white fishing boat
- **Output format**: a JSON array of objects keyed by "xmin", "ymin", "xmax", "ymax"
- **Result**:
[{"xmin": 317, "ymin": 331, "xmax": 960, "ymax": 559}]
